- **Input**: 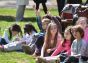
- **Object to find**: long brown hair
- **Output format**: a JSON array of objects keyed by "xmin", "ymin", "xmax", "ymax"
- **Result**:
[
  {"xmin": 44, "ymin": 22, "xmax": 59, "ymax": 51},
  {"xmin": 62, "ymin": 26, "xmax": 74, "ymax": 47}
]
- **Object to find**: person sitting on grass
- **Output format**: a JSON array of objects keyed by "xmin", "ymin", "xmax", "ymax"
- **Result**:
[
  {"xmin": 0, "ymin": 23, "xmax": 37, "ymax": 52},
  {"xmin": 1, "ymin": 23, "xmax": 22, "ymax": 45},
  {"xmin": 76, "ymin": 17, "xmax": 88, "ymax": 43},
  {"xmin": 64, "ymin": 25, "xmax": 87, "ymax": 63},
  {"xmin": 32, "ymin": 18, "xmax": 51, "ymax": 56},
  {"xmin": 41, "ymin": 22, "xmax": 62, "ymax": 57}
]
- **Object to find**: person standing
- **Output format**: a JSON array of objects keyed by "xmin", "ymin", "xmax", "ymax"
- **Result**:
[
  {"xmin": 33, "ymin": 0, "xmax": 48, "ymax": 14},
  {"xmin": 56, "ymin": 0, "xmax": 65, "ymax": 15},
  {"xmin": 16, "ymin": 0, "xmax": 29, "ymax": 21}
]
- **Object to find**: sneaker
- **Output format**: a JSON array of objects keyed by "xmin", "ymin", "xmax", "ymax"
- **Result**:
[
  {"xmin": 22, "ymin": 45, "xmax": 31, "ymax": 54},
  {"xmin": 36, "ymin": 57, "xmax": 47, "ymax": 63},
  {"xmin": 33, "ymin": 50, "xmax": 41, "ymax": 57}
]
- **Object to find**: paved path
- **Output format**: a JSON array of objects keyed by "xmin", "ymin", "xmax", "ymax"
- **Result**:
[{"xmin": 0, "ymin": 0, "xmax": 57, "ymax": 8}]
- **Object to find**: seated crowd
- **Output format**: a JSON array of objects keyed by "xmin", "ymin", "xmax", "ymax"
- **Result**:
[{"xmin": 0, "ymin": 3, "xmax": 88, "ymax": 63}]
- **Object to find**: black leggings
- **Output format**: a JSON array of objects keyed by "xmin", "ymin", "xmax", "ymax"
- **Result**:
[
  {"xmin": 35, "ymin": 2, "xmax": 48, "ymax": 14},
  {"xmin": 56, "ymin": 0, "xmax": 65, "ymax": 15}
]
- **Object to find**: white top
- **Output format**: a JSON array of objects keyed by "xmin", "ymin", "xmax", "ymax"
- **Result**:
[
  {"xmin": 3, "ymin": 29, "xmax": 21, "ymax": 43},
  {"xmin": 3, "ymin": 29, "xmax": 10, "ymax": 43},
  {"xmin": 22, "ymin": 31, "xmax": 36, "ymax": 45}
]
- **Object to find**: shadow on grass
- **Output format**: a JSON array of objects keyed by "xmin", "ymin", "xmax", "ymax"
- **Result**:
[
  {"xmin": 0, "ymin": 15, "xmax": 36, "ymax": 22},
  {"xmin": 0, "ymin": 15, "xmax": 15, "ymax": 22}
]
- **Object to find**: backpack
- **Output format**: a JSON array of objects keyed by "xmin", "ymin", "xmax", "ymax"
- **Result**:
[{"xmin": 76, "ymin": 5, "xmax": 88, "ymax": 18}]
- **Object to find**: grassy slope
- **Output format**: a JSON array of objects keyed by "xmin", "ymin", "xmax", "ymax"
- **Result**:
[{"xmin": 0, "ymin": 8, "xmax": 58, "ymax": 35}]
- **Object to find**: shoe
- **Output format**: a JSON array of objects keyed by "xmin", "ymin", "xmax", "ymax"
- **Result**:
[
  {"xmin": 33, "ymin": 53, "xmax": 37, "ymax": 57},
  {"xmin": 36, "ymin": 57, "xmax": 47, "ymax": 63},
  {"xmin": 33, "ymin": 51, "xmax": 41, "ymax": 57},
  {"xmin": 22, "ymin": 45, "xmax": 31, "ymax": 54}
]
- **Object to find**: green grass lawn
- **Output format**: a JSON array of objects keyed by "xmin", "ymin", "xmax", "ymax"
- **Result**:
[
  {"xmin": 0, "ymin": 52, "xmax": 35, "ymax": 63},
  {"xmin": 0, "ymin": 8, "xmax": 58, "ymax": 35},
  {"xmin": 0, "ymin": 8, "xmax": 58, "ymax": 63}
]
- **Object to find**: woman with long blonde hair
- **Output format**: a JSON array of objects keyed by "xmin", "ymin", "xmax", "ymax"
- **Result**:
[{"xmin": 41, "ymin": 22, "xmax": 62, "ymax": 57}]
